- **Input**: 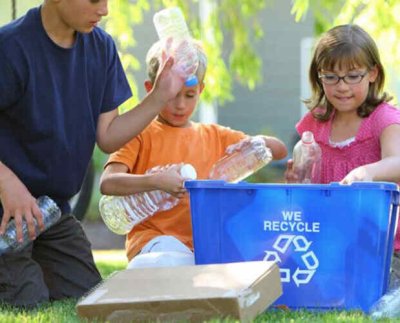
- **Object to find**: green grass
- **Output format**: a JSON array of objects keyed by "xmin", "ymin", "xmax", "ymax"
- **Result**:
[{"xmin": 0, "ymin": 250, "xmax": 398, "ymax": 322}]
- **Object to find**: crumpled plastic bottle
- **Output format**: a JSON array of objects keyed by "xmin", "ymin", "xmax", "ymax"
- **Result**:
[
  {"xmin": 292, "ymin": 131, "xmax": 321, "ymax": 183},
  {"xmin": 369, "ymin": 285, "xmax": 400, "ymax": 319},
  {"xmin": 209, "ymin": 136, "xmax": 272, "ymax": 183},
  {"xmin": 153, "ymin": 7, "xmax": 199, "ymax": 86}
]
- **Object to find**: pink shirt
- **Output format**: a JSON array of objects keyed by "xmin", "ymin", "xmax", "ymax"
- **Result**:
[{"xmin": 297, "ymin": 102, "xmax": 400, "ymax": 251}]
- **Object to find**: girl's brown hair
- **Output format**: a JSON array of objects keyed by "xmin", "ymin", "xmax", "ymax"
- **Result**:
[{"xmin": 305, "ymin": 24, "xmax": 391, "ymax": 121}]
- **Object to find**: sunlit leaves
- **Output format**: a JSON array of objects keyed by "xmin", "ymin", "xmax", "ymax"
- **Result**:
[
  {"xmin": 291, "ymin": 0, "xmax": 400, "ymax": 103},
  {"xmin": 291, "ymin": 0, "xmax": 309, "ymax": 22},
  {"xmin": 104, "ymin": 0, "xmax": 270, "ymax": 107}
]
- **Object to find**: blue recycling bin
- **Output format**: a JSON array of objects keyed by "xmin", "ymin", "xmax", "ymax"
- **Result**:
[{"xmin": 185, "ymin": 181, "xmax": 399, "ymax": 312}]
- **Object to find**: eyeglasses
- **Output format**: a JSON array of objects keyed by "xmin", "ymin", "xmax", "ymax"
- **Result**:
[{"xmin": 318, "ymin": 71, "xmax": 368, "ymax": 85}]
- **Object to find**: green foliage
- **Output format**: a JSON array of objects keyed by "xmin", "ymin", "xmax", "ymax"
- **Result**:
[
  {"xmin": 102, "ymin": 0, "xmax": 271, "ymax": 108},
  {"xmin": 291, "ymin": 0, "xmax": 309, "ymax": 22},
  {"xmin": 104, "ymin": 0, "xmax": 400, "ymax": 108},
  {"xmin": 103, "ymin": 1, "xmax": 150, "ymax": 111},
  {"xmin": 291, "ymin": 0, "xmax": 400, "ymax": 103}
]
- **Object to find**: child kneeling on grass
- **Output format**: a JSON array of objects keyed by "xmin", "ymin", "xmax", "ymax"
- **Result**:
[{"xmin": 100, "ymin": 40, "xmax": 287, "ymax": 269}]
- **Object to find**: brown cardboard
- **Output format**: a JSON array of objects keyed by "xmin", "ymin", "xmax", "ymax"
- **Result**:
[{"xmin": 76, "ymin": 261, "xmax": 282, "ymax": 322}]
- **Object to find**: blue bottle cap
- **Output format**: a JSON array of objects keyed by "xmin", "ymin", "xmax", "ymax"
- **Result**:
[{"xmin": 184, "ymin": 75, "xmax": 198, "ymax": 87}]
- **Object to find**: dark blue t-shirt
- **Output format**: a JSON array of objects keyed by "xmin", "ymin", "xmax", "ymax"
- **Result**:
[{"xmin": 0, "ymin": 7, "xmax": 132, "ymax": 212}]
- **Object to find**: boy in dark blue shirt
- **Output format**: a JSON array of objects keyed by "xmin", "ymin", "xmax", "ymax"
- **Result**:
[{"xmin": 0, "ymin": 0, "xmax": 186, "ymax": 307}]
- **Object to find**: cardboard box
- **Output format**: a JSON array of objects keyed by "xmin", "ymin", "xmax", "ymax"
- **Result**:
[{"xmin": 76, "ymin": 261, "xmax": 282, "ymax": 322}]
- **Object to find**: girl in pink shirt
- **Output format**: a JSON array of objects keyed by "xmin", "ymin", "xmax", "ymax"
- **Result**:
[{"xmin": 286, "ymin": 24, "xmax": 400, "ymax": 286}]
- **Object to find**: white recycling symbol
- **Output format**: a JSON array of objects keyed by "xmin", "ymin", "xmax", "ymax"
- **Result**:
[{"xmin": 263, "ymin": 234, "xmax": 319, "ymax": 287}]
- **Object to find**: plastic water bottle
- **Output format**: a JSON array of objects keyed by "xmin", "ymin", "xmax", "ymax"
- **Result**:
[
  {"xmin": 370, "ymin": 286, "xmax": 400, "ymax": 319},
  {"xmin": 153, "ymin": 7, "xmax": 199, "ymax": 86},
  {"xmin": 208, "ymin": 136, "xmax": 273, "ymax": 183},
  {"xmin": 99, "ymin": 163, "xmax": 197, "ymax": 235},
  {"xmin": 292, "ymin": 131, "xmax": 321, "ymax": 183},
  {"xmin": 0, "ymin": 196, "xmax": 61, "ymax": 255}
]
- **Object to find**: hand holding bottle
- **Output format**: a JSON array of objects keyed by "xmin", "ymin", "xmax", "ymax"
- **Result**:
[
  {"xmin": 209, "ymin": 136, "xmax": 273, "ymax": 183},
  {"xmin": 0, "ymin": 196, "xmax": 61, "ymax": 255},
  {"xmin": 284, "ymin": 159, "xmax": 299, "ymax": 183},
  {"xmin": 147, "ymin": 163, "xmax": 193, "ymax": 199},
  {"xmin": 225, "ymin": 136, "xmax": 263, "ymax": 155},
  {"xmin": 284, "ymin": 158, "xmax": 315, "ymax": 183},
  {"xmin": 286, "ymin": 131, "xmax": 321, "ymax": 184},
  {"xmin": 161, "ymin": 37, "xmax": 198, "ymax": 80},
  {"xmin": 151, "ymin": 55, "xmax": 186, "ymax": 107},
  {"xmin": 153, "ymin": 7, "xmax": 199, "ymax": 85},
  {"xmin": 99, "ymin": 163, "xmax": 197, "ymax": 235},
  {"xmin": 0, "ymin": 164, "xmax": 44, "ymax": 242}
]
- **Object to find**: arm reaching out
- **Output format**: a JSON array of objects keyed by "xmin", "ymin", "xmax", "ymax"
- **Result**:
[
  {"xmin": 96, "ymin": 56, "xmax": 186, "ymax": 154},
  {"xmin": 341, "ymin": 124, "xmax": 400, "ymax": 184},
  {"xmin": 100, "ymin": 163, "xmax": 188, "ymax": 199}
]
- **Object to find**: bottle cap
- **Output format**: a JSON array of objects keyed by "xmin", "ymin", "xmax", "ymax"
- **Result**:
[
  {"xmin": 184, "ymin": 75, "xmax": 198, "ymax": 87},
  {"xmin": 180, "ymin": 164, "xmax": 197, "ymax": 179}
]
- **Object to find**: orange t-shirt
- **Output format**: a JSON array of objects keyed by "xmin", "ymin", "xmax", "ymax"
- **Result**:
[{"xmin": 105, "ymin": 120, "xmax": 246, "ymax": 260}]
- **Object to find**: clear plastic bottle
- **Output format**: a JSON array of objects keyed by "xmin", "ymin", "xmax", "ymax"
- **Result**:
[
  {"xmin": 208, "ymin": 136, "xmax": 273, "ymax": 183},
  {"xmin": 99, "ymin": 163, "xmax": 197, "ymax": 235},
  {"xmin": 0, "ymin": 196, "xmax": 61, "ymax": 255},
  {"xmin": 292, "ymin": 131, "xmax": 322, "ymax": 183},
  {"xmin": 369, "ymin": 286, "xmax": 400, "ymax": 319},
  {"xmin": 153, "ymin": 7, "xmax": 199, "ymax": 86}
]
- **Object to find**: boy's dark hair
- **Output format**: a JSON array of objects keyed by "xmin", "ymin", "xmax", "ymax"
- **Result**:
[
  {"xmin": 305, "ymin": 24, "xmax": 391, "ymax": 121},
  {"xmin": 146, "ymin": 39, "xmax": 207, "ymax": 84}
]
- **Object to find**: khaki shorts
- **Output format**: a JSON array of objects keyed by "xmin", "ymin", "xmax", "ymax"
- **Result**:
[
  {"xmin": 127, "ymin": 235, "xmax": 194, "ymax": 269},
  {"xmin": 0, "ymin": 213, "xmax": 101, "ymax": 308}
]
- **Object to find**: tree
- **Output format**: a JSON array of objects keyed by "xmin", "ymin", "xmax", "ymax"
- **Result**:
[
  {"xmin": 103, "ymin": 0, "xmax": 269, "ymax": 110},
  {"xmin": 106, "ymin": 0, "xmax": 400, "ymax": 111},
  {"xmin": 292, "ymin": 0, "xmax": 400, "ymax": 101}
]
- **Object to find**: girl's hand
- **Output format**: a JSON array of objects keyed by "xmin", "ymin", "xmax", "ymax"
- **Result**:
[
  {"xmin": 340, "ymin": 165, "xmax": 373, "ymax": 184},
  {"xmin": 0, "ymin": 171, "xmax": 43, "ymax": 243},
  {"xmin": 284, "ymin": 159, "xmax": 299, "ymax": 183}
]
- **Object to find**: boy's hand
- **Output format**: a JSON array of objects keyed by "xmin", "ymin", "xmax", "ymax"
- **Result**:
[
  {"xmin": 226, "ymin": 136, "xmax": 267, "ymax": 155},
  {"xmin": 225, "ymin": 137, "xmax": 251, "ymax": 155},
  {"xmin": 0, "ymin": 170, "xmax": 44, "ymax": 243},
  {"xmin": 171, "ymin": 38, "xmax": 198, "ymax": 78},
  {"xmin": 152, "ymin": 164, "xmax": 187, "ymax": 199},
  {"xmin": 225, "ymin": 136, "xmax": 272, "ymax": 161},
  {"xmin": 151, "ymin": 53, "xmax": 185, "ymax": 106}
]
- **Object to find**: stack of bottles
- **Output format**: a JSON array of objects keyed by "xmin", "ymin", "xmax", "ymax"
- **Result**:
[
  {"xmin": 99, "ymin": 163, "xmax": 197, "ymax": 235},
  {"xmin": 0, "ymin": 196, "xmax": 61, "ymax": 255}
]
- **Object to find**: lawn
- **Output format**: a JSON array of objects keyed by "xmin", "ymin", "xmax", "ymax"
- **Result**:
[{"xmin": 0, "ymin": 250, "xmax": 397, "ymax": 322}]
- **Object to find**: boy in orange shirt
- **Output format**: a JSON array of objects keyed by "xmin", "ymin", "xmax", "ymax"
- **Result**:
[{"xmin": 100, "ymin": 40, "xmax": 287, "ymax": 268}]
